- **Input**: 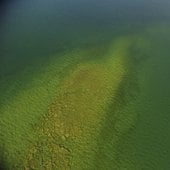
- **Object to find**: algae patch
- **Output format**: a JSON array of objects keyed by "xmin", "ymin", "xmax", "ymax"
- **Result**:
[{"xmin": 22, "ymin": 38, "xmax": 131, "ymax": 169}]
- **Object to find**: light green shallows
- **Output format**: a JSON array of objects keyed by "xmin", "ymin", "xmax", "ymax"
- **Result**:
[{"xmin": 1, "ymin": 29, "xmax": 161, "ymax": 169}]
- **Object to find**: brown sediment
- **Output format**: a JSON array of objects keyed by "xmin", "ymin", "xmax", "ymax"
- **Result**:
[{"xmin": 22, "ymin": 38, "xmax": 130, "ymax": 169}]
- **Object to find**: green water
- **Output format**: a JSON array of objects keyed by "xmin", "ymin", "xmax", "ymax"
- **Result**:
[{"xmin": 0, "ymin": 0, "xmax": 170, "ymax": 169}]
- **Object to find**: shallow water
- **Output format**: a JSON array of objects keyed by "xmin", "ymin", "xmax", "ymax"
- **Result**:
[{"xmin": 0, "ymin": 0, "xmax": 170, "ymax": 169}]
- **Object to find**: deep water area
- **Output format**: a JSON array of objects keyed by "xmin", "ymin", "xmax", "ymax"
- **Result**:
[{"xmin": 0, "ymin": 0, "xmax": 170, "ymax": 169}]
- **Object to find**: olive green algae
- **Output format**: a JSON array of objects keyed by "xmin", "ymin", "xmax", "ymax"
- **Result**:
[
  {"xmin": 21, "ymin": 37, "xmax": 130, "ymax": 169},
  {"xmin": 1, "ymin": 24, "xmax": 170, "ymax": 169}
]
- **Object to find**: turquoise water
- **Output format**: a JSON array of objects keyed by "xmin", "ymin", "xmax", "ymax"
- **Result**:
[{"xmin": 1, "ymin": 0, "xmax": 170, "ymax": 169}]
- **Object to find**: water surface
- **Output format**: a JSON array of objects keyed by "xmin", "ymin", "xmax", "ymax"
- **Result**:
[{"xmin": 1, "ymin": 0, "xmax": 170, "ymax": 169}]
